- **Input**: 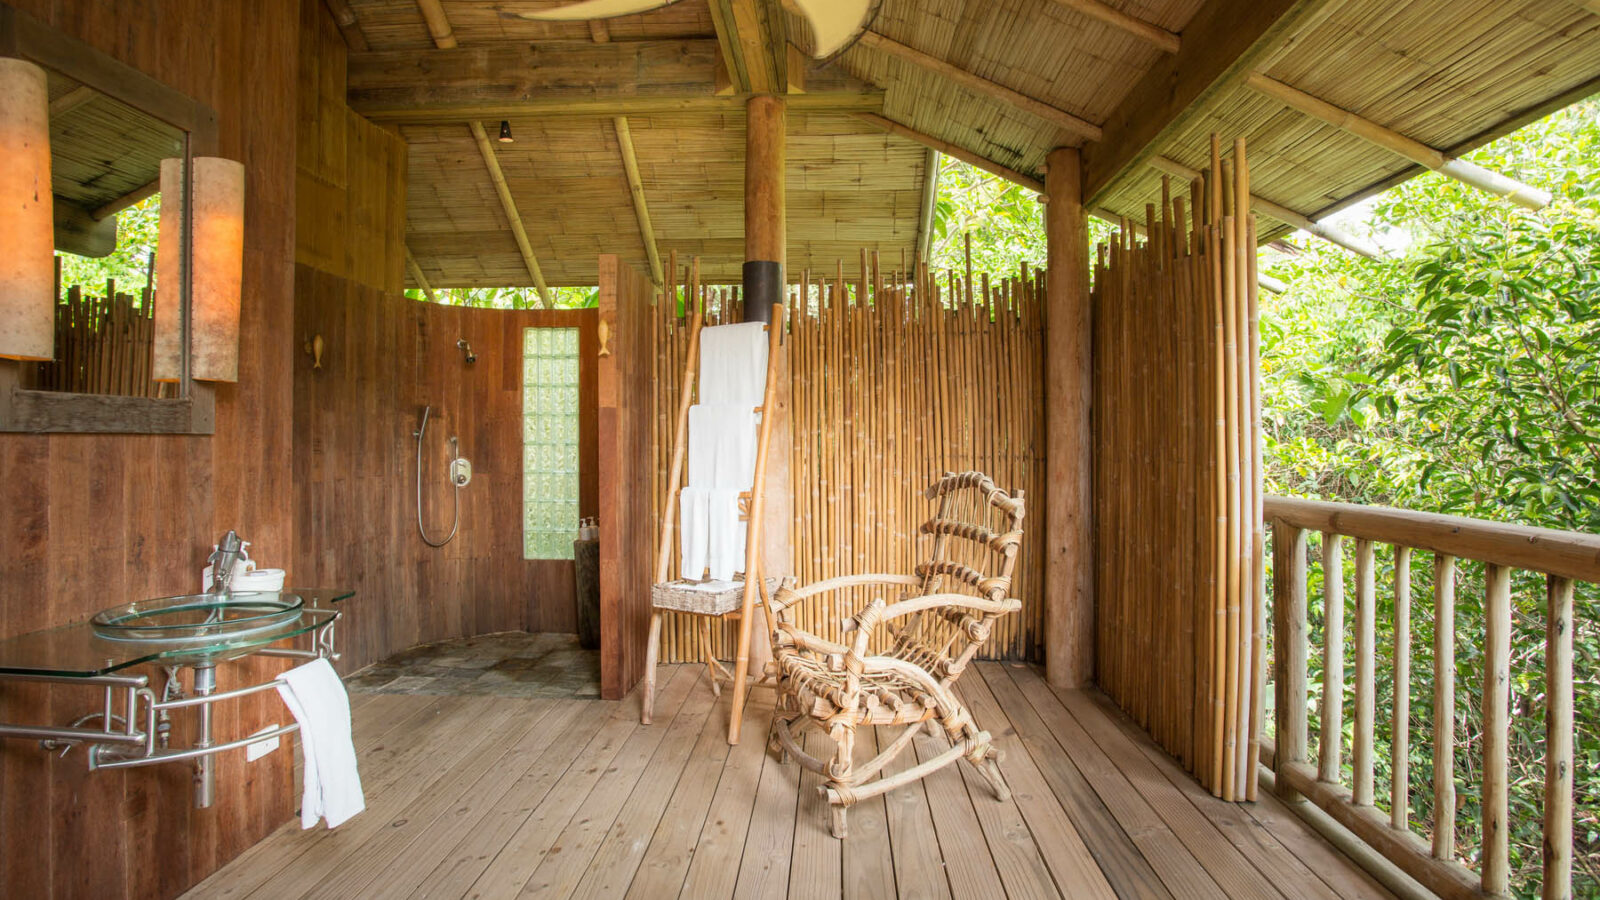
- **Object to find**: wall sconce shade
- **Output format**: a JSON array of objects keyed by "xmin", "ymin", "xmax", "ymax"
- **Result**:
[
  {"xmin": 498, "ymin": 120, "xmax": 513, "ymax": 143},
  {"xmin": 154, "ymin": 156, "xmax": 245, "ymax": 382},
  {"xmin": 0, "ymin": 58, "xmax": 55, "ymax": 362}
]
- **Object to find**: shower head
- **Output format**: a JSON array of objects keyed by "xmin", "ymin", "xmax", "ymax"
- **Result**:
[{"xmin": 457, "ymin": 338, "xmax": 477, "ymax": 364}]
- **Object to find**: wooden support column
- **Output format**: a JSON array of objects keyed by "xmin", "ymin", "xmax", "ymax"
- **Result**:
[
  {"xmin": 1045, "ymin": 146, "xmax": 1092, "ymax": 688},
  {"xmin": 729, "ymin": 92, "xmax": 788, "ymax": 743}
]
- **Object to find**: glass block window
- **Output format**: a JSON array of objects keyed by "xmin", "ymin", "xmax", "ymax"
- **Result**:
[{"xmin": 523, "ymin": 328, "xmax": 581, "ymax": 560}]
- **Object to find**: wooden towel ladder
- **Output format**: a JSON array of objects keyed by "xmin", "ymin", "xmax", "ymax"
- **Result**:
[{"xmin": 642, "ymin": 295, "xmax": 784, "ymax": 744}]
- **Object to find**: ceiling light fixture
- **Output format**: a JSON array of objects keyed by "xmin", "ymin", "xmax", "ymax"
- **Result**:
[{"xmin": 498, "ymin": 120, "xmax": 513, "ymax": 143}]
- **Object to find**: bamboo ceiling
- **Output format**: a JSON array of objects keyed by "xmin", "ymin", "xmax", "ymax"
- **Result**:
[{"xmin": 347, "ymin": 0, "xmax": 1600, "ymax": 289}]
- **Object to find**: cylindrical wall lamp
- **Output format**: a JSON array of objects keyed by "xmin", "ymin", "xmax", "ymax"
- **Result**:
[
  {"xmin": 155, "ymin": 155, "xmax": 245, "ymax": 382},
  {"xmin": 0, "ymin": 58, "xmax": 56, "ymax": 361}
]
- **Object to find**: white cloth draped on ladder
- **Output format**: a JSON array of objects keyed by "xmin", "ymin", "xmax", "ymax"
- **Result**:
[{"xmin": 679, "ymin": 322, "xmax": 768, "ymax": 581}]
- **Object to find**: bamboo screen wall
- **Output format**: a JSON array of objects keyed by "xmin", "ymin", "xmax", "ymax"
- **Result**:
[
  {"xmin": 650, "ymin": 253, "xmax": 1047, "ymax": 667},
  {"xmin": 1092, "ymin": 137, "xmax": 1264, "ymax": 802}
]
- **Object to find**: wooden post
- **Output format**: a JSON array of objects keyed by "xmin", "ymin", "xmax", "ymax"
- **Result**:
[
  {"xmin": 1432, "ymin": 554, "xmax": 1457, "ymax": 861},
  {"xmin": 729, "ymin": 93, "xmax": 789, "ymax": 744},
  {"xmin": 1391, "ymin": 545, "xmax": 1411, "ymax": 830},
  {"xmin": 1319, "ymin": 532, "xmax": 1344, "ymax": 783},
  {"xmin": 1272, "ymin": 522, "xmax": 1307, "ymax": 800},
  {"xmin": 1545, "ymin": 575, "xmax": 1574, "ymax": 900},
  {"xmin": 1045, "ymin": 146, "xmax": 1092, "ymax": 689},
  {"xmin": 1482, "ymin": 564, "xmax": 1511, "ymax": 894},
  {"xmin": 1352, "ymin": 538, "xmax": 1376, "ymax": 807}
]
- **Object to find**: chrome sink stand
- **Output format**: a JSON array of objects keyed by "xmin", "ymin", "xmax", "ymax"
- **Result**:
[{"xmin": 2, "ymin": 607, "xmax": 340, "ymax": 809}]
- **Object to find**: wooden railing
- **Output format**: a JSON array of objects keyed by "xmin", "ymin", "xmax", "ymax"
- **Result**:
[{"xmin": 1265, "ymin": 495, "xmax": 1594, "ymax": 899}]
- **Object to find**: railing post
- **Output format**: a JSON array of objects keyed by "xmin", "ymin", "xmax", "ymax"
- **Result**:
[
  {"xmin": 1544, "ymin": 575, "xmax": 1574, "ymax": 900},
  {"xmin": 1433, "ymin": 554, "xmax": 1457, "ymax": 861},
  {"xmin": 1391, "ymin": 546, "xmax": 1411, "ymax": 831},
  {"xmin": 1319, "ymin": 532, "xmax": 1344, "ymax": 784},
  {"xmin": 1482, "ymin": 563, "xmax": 1511, "ymax": 895},
  {"xmin": 1272, "ymin": 521, "xmax": 1308, "ymax": 800},
  {"xmin": 1352, "ymin": 538, "xmax": 1376, "ymax": 807}
]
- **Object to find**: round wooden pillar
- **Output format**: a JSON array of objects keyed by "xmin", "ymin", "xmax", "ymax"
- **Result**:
[
  {"xmin": 730, "ymin": 93, "xmax": 789, "ymax": 742},
  {"xmin": 1045, "ymin": 146, "xmax": 1093, "ymax": 689}
]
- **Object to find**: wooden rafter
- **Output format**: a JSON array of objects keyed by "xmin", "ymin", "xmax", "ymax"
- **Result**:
[
  {"xmin": 1146, "ymin": 155, "xmax": 1381, "ymax": 258},
  {"xmin": 404, "ymin": 245, "xmax": 436, "ymax": 302},
  {"xmin": 410, "ymin": 0, "xmax": 552, "ymax": 307},
  {"xmin": 853, "ymin": 113, "xmax": 1043, "ymax": 192},
  {"xmin": 915, "ymin": 148, "xmax": 940, "ymax": 264},
  {"xmin": 414, "ymin": 0, "xmax": 457, "ymax": 48},
  {"xmin": 323, "ymin": 0, "xmax": 370, "ymax": 51},
  {"xmin": 470, "ymin": 121, "xmax": 553, "ymax": 307},
  {"xmin": 856, "ymin": 31, "xmax": 1102, "ymax": 141},
  {"xmin": 347, "ymin": 41, "xmax": 882, "ymax": 123},
  {"xmin": 1082, "ymin": 0, "xmax": 1340, "ymax": 205},
  {"xmin": 614, "ymin": 116, "xmax": 664, "ymax": 288},
  {"xmin": 48, "ymin": 84, "xmax": 95, "ymax": 117},
  {"xmin": 707, "ymin": 0, "xmax": 785, "ymax": 94},
  {"xmin": 1244, "ymin": 73, "xmax": 1550, "ymax": 211},
  {"xmin": 1045, "ymin": 0, "xmax": 1179, "ymax": 53},
  {"xmin": 91, "ymin": 178, "xmax": 159, "ymax": 221}
]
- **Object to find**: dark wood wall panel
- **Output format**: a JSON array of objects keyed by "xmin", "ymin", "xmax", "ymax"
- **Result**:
[
  {"xmin": 597, "ymin": 255, "xmax": 655, "ymax": 700},
  {"xmin": 292, "ymin": 265, "xmax": 599, "ymax": 673},
  {"xmin": 0, "ymin": 1, "xmax": 300, "ymax": 898}
]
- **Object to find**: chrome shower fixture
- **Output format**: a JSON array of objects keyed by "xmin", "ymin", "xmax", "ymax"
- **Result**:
[{"xmin": 457, "ymin": 338, "xmax": 477, "ymax": 364}]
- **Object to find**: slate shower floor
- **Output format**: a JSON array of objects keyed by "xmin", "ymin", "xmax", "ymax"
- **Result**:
[{"xmin": 344, "ymin": 631, "xmax": 601, "ymax": 699}]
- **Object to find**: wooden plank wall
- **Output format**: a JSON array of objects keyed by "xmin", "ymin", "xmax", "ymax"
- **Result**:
[
  {"xmin": 0, "ymin": 2, "xmax": 300, "ymax": 898},
  {"xmin": 597, "ymin": 255, "xmax": 656, "ymax": 700},
  {"xmin": 291, "ymin": 266, "xmax": 599, "ymax": 673},
  {"xmin": 649, "ymin": 256, "xmax": 1048, "ymax": 666}
]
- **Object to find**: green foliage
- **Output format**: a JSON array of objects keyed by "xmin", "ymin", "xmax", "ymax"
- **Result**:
[
  {"xmin": 1262, "ymin": 97, "xmax": 1600, "ymax": 896},
  {"xmin": 56, "ymin": 194, "xmax": 163, "ymax": 299},
  {"xmin": 404, "ymin": 285, "xmax": 599, "ymax": 309}
]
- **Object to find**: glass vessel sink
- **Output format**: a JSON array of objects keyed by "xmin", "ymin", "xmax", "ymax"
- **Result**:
[
  {"xmin": 92, "ymin": 593, "xmax": 305, "ymax": 644},
  {"xmin": 0, "ymin": 588, "xmax": 352, "ymax": 677}
]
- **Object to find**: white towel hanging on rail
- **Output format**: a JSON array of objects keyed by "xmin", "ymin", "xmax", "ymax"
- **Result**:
[
  {"xmin": 698, "ymin": 322, "xmax": 768, "ymax": 407},
  {"xmin": 679, "ymin": 486, "xmax": 711, "ymax": 579},
  {"xmin": 276, "ymin": 658, "xmax": 365, "ymax": 829}
]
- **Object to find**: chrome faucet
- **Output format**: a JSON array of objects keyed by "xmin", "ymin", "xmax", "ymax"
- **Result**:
[{"xmin": 208, "ymin": 531, "xmax": 244, "ymax": 596}]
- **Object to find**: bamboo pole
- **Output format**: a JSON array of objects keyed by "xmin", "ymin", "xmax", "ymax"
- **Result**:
[
  {"xmin": 1544, "ymin": 574, "xmax": 1574, "ymax": 900},
  {"xmin": 1320, "ymin": 532, "xmax": 1344, "ymax": 784},
  {"xmin": 1391, "ymin": 545, "xmax": 1412, "ymax": 831},
  {"xmin": 1353, "ymin": 537, "xmax": 1376, "ymax": 807},
  {"xmin": 1482, "ymin": 564, "xmax": 1512, "ymax": 894},
  {"xmin": 1433, "ymin": 554, "xmax": 1457, "ymax": 861}
]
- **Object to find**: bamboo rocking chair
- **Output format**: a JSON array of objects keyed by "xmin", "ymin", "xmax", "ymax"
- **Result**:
[
  {"xmin": 642, "ymin": 298, "xmax": 784, "ymax": 737},
  {"xmin": 767, "ymin": 470, "xmax": 1026, "ymax": 838}
]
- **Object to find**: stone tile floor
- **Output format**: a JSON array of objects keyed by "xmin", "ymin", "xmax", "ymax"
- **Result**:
[{"xmin": 344, "ymin": 631, "xmax": 601, "ymax": 699}]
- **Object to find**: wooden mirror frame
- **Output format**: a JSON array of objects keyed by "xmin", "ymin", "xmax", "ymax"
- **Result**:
[{"xmin": 0, "ymin": 3, "xmax": 219, "ymax": 434}]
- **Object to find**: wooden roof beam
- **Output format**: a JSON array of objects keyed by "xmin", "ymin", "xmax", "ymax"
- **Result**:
[
  {"xmin": 323, "ymin": 0, "xmax": 370, "ymax": 51},
  {"xmin": 414, "ymin": 0, "xmax": 456, "ymax": 48},
  {"xmin": 1146, "ymin": 155, "xmax": 1382, "ymax": 258},
  {"xmin": 854, "ymin": 112, "xmax": 1044, "ymax": 192},
  {"xmin": 708, "ymin": 0, "xmax": 786, "ymax": 94},
  {"xmin": 1244, "ymin": 73, "xmax": 1551, "ymax": 211},
  {"xmin": 857, "ymin": 31, "xmax": 1102, "ymax": 141},
  {"xmin": 614, "ymin": 116, "xmax": 664, "ymax": 288},
  {"xmin": 470, "ymin": 120, "xmax": 554, "ymax": 308},
  {"xmin": 347, "ymin": 41, "xmax": 882, "ymax": 123},
  {"xmin": 915, "ymin": 148, "xmax": 941, "ymax": 265},
  {"xmin": 405, "ymin": 245, "xmax": 436, "ymax": 302},
  {"xmin": 1082, "ymin": 0, "xmax": 1340, "ymax": 206},
  {"xmin": 1045, "ymin": 0, "xmax": 1179, "ymax": 53}
]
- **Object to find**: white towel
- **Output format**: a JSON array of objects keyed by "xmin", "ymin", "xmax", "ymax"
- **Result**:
[
  {"xmin": 679, "ymin": 486, "xmax": 710, "ymax": 579},
  {"xmin": 277, "ymin": 658, "xmax": 365, "ymax": 829},
  {"xmin": 698, "ymin": 322, "xmax": 768, "ymax": 407},
  {"xmin": 688, "ymin": 404, "xmax": 759, "ymax": 490},
  {"xmin": 706, "ymin": 488, "xmax": 746, "ymax": 581}
]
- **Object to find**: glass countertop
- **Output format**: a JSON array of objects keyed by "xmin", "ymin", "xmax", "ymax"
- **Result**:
[{"xmin": 0, "ymin": 588, "xmax": 353, "ymax": 679}]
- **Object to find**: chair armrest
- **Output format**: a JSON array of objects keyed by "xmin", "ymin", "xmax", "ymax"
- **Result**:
[
  {"xmin": 787, "ymin": 573, "xmax": 922, "ymax": 599},
  {"xmin": 876, "ymin": 593, "xmax": 1021, "ymax": 624}
]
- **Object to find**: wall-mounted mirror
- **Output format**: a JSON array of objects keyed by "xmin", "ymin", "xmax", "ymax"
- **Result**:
[{"xmin": 0, "ymin": 2, "xmax": 220, "ymax": 434}]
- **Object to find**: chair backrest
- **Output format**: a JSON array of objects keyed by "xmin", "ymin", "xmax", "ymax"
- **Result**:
[{"xmin": 915, "ymin": 471, "xmax": 1026, "ymax": 602}]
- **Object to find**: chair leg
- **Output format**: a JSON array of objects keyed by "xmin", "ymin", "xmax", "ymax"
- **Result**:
[
  {"xmin": 825, "ymin": 722, "xmax": 855, "ymax": 839},
  {"xmin": 641, "ymin": 611, "xmax": 662, "ymax": 725},
  {"xmin": 701, "ymin": 617, "xmax": 720, "ymax": 697},
  {"xmin": 969, "ymin": 740, "xmax": 1010, "ymax": 802},
  {"xmin": 830, "ymin": 804, "xmax": 848, "ymax": 840}
]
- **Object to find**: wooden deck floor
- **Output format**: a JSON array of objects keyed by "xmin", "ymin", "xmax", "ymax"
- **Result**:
[{"xmin": 183, "ymin": 662, "xmax": 1393, "ymax": 900}]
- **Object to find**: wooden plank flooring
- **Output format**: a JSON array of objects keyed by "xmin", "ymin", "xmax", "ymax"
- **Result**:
[{"xmin": 183, "ymin": 664, "xmax": 1394, "ymax": 900}]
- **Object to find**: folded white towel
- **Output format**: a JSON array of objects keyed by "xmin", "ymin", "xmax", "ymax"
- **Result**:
[
  {"xmin": 706, "ymin": 487, "xmax": 745, "ymax": 581},
  {"xmin": 679, "ymin": 486, "xmax": 710, "ymax": 579},
  {"xmin": 277, "ymin": 658, "xmax": 365, "ymax": 829},
  {"xmin": 698, "ymin": 322, "xmax": 768, "ymax": 407},
  {"xmin": 688, "ymin": 404, "xmax": 759, "ymax": 491}
]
